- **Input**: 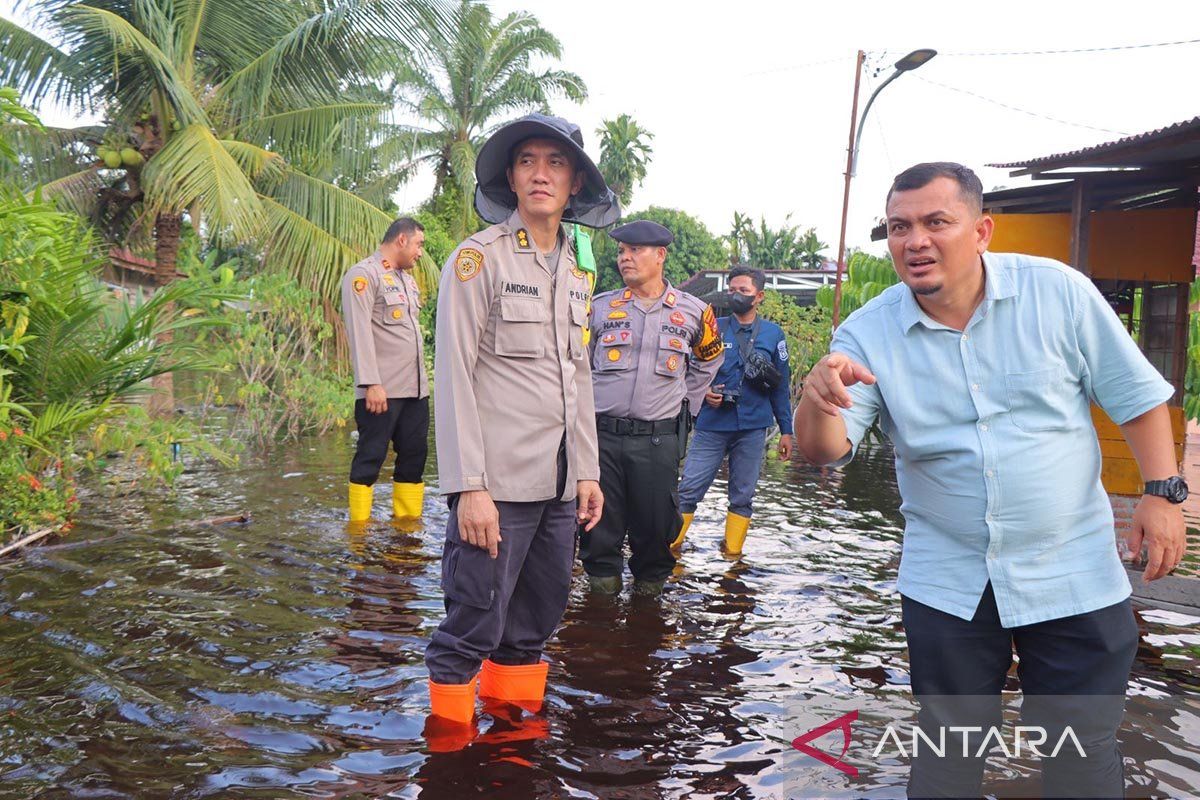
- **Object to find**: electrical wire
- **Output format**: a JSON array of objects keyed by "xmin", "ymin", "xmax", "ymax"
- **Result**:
[
  {"xmin": 913, "ymin": 76, "xmax": 1131, "ymax": 136},
  {"xmin": 941, "ymin": 37, "xmax": 1200, "ymax": 57}
]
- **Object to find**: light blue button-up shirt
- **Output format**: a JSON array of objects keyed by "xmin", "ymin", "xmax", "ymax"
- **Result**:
[{"xmin": 832, "ymin": 252, "xmax": 1174, "ymax": 627}]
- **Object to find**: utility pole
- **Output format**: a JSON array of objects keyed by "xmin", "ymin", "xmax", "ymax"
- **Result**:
[{"xmin": 831, "ymin": 50, "xmax": 865, "ymax": 329}]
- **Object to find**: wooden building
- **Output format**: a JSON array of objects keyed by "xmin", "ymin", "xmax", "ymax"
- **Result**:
[{"xmin": 983, "ymin": 116, "xmax": 1200, "ymax": 496}]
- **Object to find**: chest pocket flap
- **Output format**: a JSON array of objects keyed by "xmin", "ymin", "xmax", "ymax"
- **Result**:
[
  {"xmin": 655, "ymin": 333, "xmax": 688, "ymax": 377},
  {"xmin": 495, "ymin": 296, "xmax": 548, "ymax": 358}
]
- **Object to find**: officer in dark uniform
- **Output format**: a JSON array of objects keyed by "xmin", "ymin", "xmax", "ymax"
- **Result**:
[{"xmin": 582, "ymin": 220, "xmax": 723, "ymax": 595}]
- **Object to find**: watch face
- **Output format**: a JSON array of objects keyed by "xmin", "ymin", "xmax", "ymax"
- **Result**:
[{"xmin": 1169, "ymin": 477, "xmax": 1189, "ymax": 503}]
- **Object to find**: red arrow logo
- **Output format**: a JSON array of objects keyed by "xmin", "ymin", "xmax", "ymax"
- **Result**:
[{"xmin": 791, "ymin": 710, "xmax": 858, "ymax": 776}]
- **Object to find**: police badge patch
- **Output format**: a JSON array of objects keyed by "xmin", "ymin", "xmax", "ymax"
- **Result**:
[
  {"xmin": 352, "ymin": 277, "xmax": 367, "ymax": 294},
  {"xmin": 778, "ymin": 339, "xmax": 789, "ymax": 361},
  {"xmin": 455, "ymin": 248, "xmax": 483, "ymax": 282}
]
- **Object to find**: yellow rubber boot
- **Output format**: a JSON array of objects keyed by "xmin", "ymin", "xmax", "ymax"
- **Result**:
[
  {"xmin": 392, "ymin": 482, "xmax": 425, "ymax": 519},
  {"xmin": 670, "ymin": 512, "xmax": 694, "ymax": 552},
  {"xmin": 428, "ymin": 676, "xmax": 478, "ymax": 724},
  {"xmin": 723, "ymin": 511, "xmax": 751, "ymax": 555},
  {"xmin": 348, "ymin": 482, "xmax": 373, "ymax": 522},
  {"xmin": 479, "ymin": 660, "xmax": 549, "ymax": 714}
]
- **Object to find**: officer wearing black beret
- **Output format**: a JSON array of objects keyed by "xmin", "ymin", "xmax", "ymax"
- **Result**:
[{"xmin": 582, "ymin": 219, "xmax": 723, "ymax": 595}]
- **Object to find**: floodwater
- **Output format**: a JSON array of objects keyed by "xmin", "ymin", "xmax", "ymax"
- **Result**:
[{"xmin": 1, "ymin": 430, "xmax": 1198, "ymax": 799}]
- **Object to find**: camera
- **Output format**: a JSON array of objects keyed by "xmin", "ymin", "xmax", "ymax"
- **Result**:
[{"xmin": 720, "ymin": 387, "xmax": 740, "ymax": 408}]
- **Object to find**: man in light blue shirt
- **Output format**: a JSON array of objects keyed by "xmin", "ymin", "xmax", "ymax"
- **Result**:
[{"xmin": 795, "ymin": 162, "xmax": 1188, "ymax": 798}]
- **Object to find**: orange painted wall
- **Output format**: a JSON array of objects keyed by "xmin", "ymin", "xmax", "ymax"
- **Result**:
[
  {"xmin": 989, "ymin": 207, "xmax": 1196, "ymax": 282},
  {"xmin": 1088, "ymin": 208, "xmax": 1196, "ymax": 282},
  {"xmin": 988, "ymin": 213, "xmax": 1071, "ymax": 263}
]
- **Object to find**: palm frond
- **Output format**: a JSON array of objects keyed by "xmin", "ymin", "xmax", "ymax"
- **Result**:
[
  {"xmin": 142, "ymin": 123, "xmax": 263, "ymax": 241},
  {"xmin": 61, "ymin": 4, "xmax": 207, "ymax": 124},
  {"xmin": 0, "ymin": 122, "xmax": 101, "ymax": 186},
  {"xmin": 261, "ymin": 167, "xmax": 391, "ymax": 255},
  {"xmin": 232, "ymin": 100, "xmax": 391, "ymax": 158},
  {"xmin": 0, "ymin": 16, "xmax": 73, "ymax": 107},
  {"xmin": 39, "ymin": 167, "xmax": 106, "ymax": 219},
  {"xmin": 257, "ymin": 192, "xmax": 364, "ymax": 299},
  {"xmin": 216, "ymin": 0, "xmax": 438, "ymax": 119},
  {"xmin": 218, "ymin": 139, "xmax": 284, "ymax": 183}
]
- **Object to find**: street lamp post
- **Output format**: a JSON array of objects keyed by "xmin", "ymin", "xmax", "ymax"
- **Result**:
[{"xmin": 831, "ymin": 48, "xmax": 937, "ymax": 328}]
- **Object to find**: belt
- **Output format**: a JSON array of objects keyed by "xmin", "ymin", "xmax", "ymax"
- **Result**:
[{"xmin": 597, "ymin": 414, "xmax": 677, "ymax": 436}]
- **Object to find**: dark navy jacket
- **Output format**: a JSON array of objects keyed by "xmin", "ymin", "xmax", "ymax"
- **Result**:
[{"xmin": 695, "ymin": 314, "xmax": 793, "ymax": 434}]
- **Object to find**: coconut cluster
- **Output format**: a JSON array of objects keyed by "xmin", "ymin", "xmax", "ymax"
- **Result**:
[{"xmin": 95, "ymin": 142, "xmax": 143, "ymax": 170}]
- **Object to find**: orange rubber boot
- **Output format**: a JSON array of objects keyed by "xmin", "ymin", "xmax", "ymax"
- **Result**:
[
  {"xmin": 428, "ymin": 676, "xmax": 477, "ymax": 724},
  {"xmin": 425, "ymin": 676, "xmax": 478, "ymax": 753},
  {"xmin": 478, "ymin": 660, "xmax": 549, "ymax": 714}
]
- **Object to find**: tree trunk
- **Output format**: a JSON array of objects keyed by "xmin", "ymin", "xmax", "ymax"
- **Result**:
[{"xmin": 148, "ymin": 212, "xmax": 183, "ymax": 415}]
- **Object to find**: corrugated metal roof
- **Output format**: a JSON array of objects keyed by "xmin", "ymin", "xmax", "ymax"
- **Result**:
[{"xmin": 988, "ymin": 116, "xmax": 1200, "ymax": 170}]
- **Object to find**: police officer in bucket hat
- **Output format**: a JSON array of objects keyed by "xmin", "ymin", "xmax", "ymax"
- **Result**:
[{"xmin": 424, "ymin": 113, "xmax": 619, "ymax": 738}]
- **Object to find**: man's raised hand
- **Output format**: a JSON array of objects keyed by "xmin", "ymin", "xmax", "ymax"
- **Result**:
[{"xmin": 803, "ymin": 353, "xmax": 877, "ymax": 417}]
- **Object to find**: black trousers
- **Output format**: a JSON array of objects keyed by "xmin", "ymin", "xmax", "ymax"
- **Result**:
[
  {"xmin": 903, "ymin": 582, "xmax": 1139, "ymax": 799},
  {"xmin": 349, "ymin": 396, "xmax": 429, "ymax": 485},
  {"xmin": 426, "ymin": 439, "xmax": 573, "ymax": 684},
  {"xmin": 579, "ymin": 428, "xmax": 681, "ymax": 582}
]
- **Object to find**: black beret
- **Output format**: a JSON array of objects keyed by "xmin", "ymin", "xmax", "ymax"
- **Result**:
[{"xmin": 609, "ymin": 220, "xmax": 674, "ymax": 247}]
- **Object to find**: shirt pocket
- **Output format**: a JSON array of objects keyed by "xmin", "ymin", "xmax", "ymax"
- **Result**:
[
  {"xmin": 1005, "ymin": 368, "xmax": 1076, "ymax": 432},
  {"xmin": 654, "ymin": 333, "xmax": 688, "ymax": 378},
  {"xmin": 596, "ymin": 333, "xmax": 634, "ymax": 372},
  {"xmin": 569, "ymin": 301, "xmax": 588, "ymax": 361},
  {"xmin": 375, "ymin": 291, "xmax": 406, "ymax": 325},
  {"xmin": 495, "ymin": 296, "xmax": 547, "ymax": 358}
]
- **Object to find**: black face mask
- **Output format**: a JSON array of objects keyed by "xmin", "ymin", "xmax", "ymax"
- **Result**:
[{"xmin": 728, "ymin": 293, "xmax": 755, "ymax": 315}]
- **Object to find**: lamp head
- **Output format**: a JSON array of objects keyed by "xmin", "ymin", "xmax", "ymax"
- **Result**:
[{"xmin": 895, "ymin": 49, "xmax": 937, "ymax": 72}]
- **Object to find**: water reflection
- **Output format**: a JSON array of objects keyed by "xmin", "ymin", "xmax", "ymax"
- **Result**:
[{"xmin": 0, "ymin": 431, "xmax": 1196, "ymax": 798}]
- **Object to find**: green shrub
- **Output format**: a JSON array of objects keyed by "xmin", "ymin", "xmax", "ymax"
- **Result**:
[{"xmin": 192, "ymin": 271, "xmax": 354, "ymax": 446}]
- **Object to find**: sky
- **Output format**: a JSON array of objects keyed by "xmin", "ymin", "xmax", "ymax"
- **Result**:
[
  {"xmin": 471, "ymin": 0, "xmax": 1200, "ymax": 256},
  {"xmin": 6, "ymin": 0, "xmax": 1200, "ymax": 257}
]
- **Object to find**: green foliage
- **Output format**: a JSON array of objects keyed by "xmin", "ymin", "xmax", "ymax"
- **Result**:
[
  {"xmin": 815, "ymin": 251, "xmax": 899, "ymax": 317},
  {"xmin": 0, "ymin": 421, "xmax": 77, "ymax": 540},
  {"xmin": 593, "ymin": 206, "xmax": 725, "ymax": 293},
  {"xmin": 1184, "ymin": 277, "xmax": 1200, "ymax": 423},
  {"xmin": 190, "ymin": 271, "xmax": 354, "ymax": 447},
  {"xmin": 0, "ymin": 0, "xmax": 443, "ymax": 302},
  {"xmin": 759, "ymin": 291, "xmax": 833, "ymax": 396},
  {"xmin": 0, "ymin": 86, "xmax": 41, "ymax": 162},
  {"xmin": 392, "ymin": 0, "xmax": 585, "ymax": 240},
  {"xmin": 728, "ymin": 212, "xmax": 827, "ymax": 270},
  {"xmin": 0, "ymin": 196, "xmax": 231, "ymax": 412},
  {"xmin": 78, "ymin": 407, "xmax": 238, "ymax": 489},
  {"xmin": 0, "ymin": 97, "xmax": 235, "ymax": 538},
  {"xmin": 596, "ymin": 114, "xmax": 653, "ymax": 208},
  {"xmin": 413, "ymin": 210, "xmax": 455, "ymax": 269}
]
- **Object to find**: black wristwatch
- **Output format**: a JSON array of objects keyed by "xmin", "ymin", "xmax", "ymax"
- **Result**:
[{"xmin": 1143, "ymin": 476, "xmax": 1189, "ymax": 504}]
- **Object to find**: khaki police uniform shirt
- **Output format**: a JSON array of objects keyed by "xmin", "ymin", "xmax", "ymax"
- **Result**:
[
  {"xmin": 434, "ymin": 210, "xmax": 600, "ymax": 503},
  {"xmin": 589, "ymin": 284, "xmax": 723, "ymax": 420},
  {"xmin": 340, "ymin": 250, "xmax": 428, "ymax": 400}
]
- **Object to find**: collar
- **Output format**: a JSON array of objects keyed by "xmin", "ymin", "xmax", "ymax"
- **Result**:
[
  {"xmin": 898, "ymin": 253, "xmax": 1017, "ymax": 334},
  {"xmin": 505, "ymin": 209, "xmax": 573, "ymax": 258}
]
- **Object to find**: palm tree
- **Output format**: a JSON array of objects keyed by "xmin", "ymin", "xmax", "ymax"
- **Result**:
[
  {"xmin": 596, "ymin": 114, "xmax": 653, "ymax": 208},
  {"xmin": 391, "ymin": 0, "xmax": 586, "ymax": 239},
  {"xmin": 797, "ymin": 227, "xmax": 829, "ymax": 270},
  {"xmin": 0, "ymin": 0, "xmax": 442, "ymax": 303},
  {"xmin": 728, "ymin": 213, "xmax": 801, "ymax": 269}
]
